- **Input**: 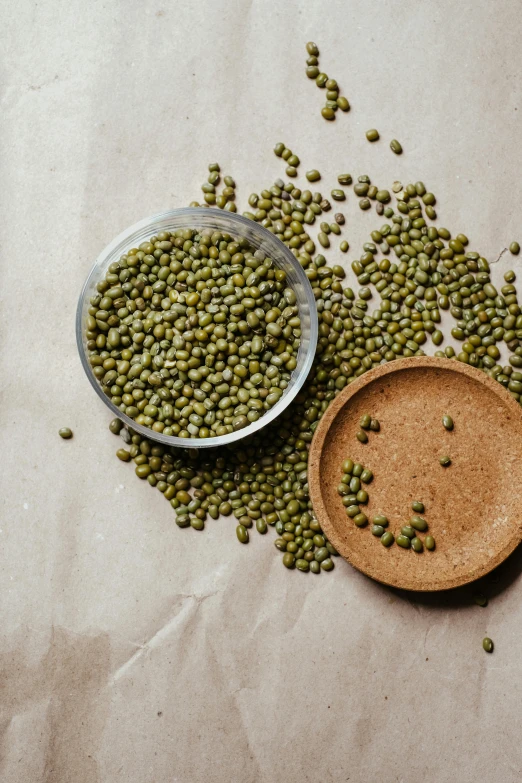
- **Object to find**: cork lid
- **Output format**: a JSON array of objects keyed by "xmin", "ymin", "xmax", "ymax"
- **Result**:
[{"xmin": 308, "ymin": 357, "xmax": 522, "ymax": 591}]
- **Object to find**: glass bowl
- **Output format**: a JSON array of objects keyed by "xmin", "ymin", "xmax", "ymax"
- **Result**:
[{"xmin": 76, "ymin": 207, "xmax": 318, "ymax": 449}]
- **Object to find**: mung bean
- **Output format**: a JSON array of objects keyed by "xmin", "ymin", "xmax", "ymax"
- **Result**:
[
  {"xmin": 411, "ymin": 537, "xmax": 423, "ymax": 553},
  {"xmin": 482, "ymin": 637, "xmax": 494, "ymax": 653},
  {"xmin": 410, "ymin": 516, "xmax": 428, "ymax": 532},
  {"xmin": 442, "ymin": 415, "xmax": 454, "ymax": 431}
]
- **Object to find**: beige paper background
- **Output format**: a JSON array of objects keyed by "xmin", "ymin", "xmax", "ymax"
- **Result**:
[{"xmin": 2, "ymin": 1, "xmax": 522, "ymax": 781}]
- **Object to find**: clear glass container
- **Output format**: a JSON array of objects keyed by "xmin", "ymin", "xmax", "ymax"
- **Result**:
[{"xmin": 76, "ymin": 208, "xmax": 318, "ymax": 449}]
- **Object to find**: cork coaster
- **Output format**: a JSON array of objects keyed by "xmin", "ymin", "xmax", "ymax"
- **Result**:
[{"xmin": 309, "ymin": 357, "xmax": 522, "ymax": 591}]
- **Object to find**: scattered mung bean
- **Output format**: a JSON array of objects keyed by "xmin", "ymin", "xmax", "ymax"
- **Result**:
[
  {"xmin": 411, "ymin": 516, "xmax": 428, "ymax": 532},
  {"xmin": 306, "ymin": 169, "xmax": 321, "ymax": 182},
  {"xmin": 482, "ymin": 637, "xmax": 494, "ymax": 653},
  {"xmin": 360, "ymin": 414, "xmax": 372, "ymax": 429},
  {"xmin": 442, "ymin": 415, "xmax": 454, "ymax": 431},
  {"xmin": 411, "ymin": 537, "xmax": 423, "ymax": 553},
  {"xmin": 381, "ymin": 532, "xmax": 395, "ymax": 547}
]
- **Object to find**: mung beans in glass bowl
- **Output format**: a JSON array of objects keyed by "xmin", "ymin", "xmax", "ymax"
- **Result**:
[{"xmin": 77, "ymin": 208, "xmax": 317, "ymax": 449}]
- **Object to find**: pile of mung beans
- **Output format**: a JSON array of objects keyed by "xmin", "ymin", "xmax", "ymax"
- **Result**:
[
  {"xmin": 87, "ymin": 230, "xmax": 301, "ymax": 438},
  {"xmin": 337, "ymin": 456, "xmax": 435, "ymax": 551},
  {"xmin": 101, "ymin": 44, "xmax": 521, "ymax": 582},
  {"xmin": 304, "ymin": 42, "xmax": 350, "ymax": 121}
]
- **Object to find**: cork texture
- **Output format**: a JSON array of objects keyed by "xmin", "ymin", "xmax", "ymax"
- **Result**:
[{"xmin": 309, "ymin": 357, "xmax": 522, "ymax": 591}]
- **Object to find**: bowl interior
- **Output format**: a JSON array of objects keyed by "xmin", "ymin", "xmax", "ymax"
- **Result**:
[
  {"xmin": 309, "ymin": 358, "xmax": 522, "ymax": 591},
  {"xmin": 77, "ymin": 208, "xmax": 318, "ymax": 448}
]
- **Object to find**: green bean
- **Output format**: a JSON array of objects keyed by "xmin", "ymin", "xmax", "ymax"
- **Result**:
[
  {"xmin": 482, "ymin": 637, "xmax": 494, "ymax": 653},
  {"xmin": 442, "ymin": 415, "xmax": 454, "ymax": 431},
  {"xmin": 342, "ymin": 459, "xmax": 354, "ymax": 474},
  {"xmin": 381, "ymin": 532, "xmax": 395, "ymax": 547},
  {"xmin": 410, "ymin": 516, "xmax": 428, "ymax": 532},
  {"xmin": 59, "ymin": 428, "xmax": 73, "ymax": 439},
  {"xmin": 109, "ymin": 418, "xmax": 123, "ymax": 435},
  {"xmin": 360, "ymin": 414, "xmax": 372, "ymax": 429},
  {"xmin": 376, "ymin": 190, "xmax": 390, "ymax": 203},
  {"xmin": 366, "ymin": 129, "xmax": 379, "ymax": 142},
  {"xmin": 356, "ymin": 430, "xmax": 368, "ymax": 444},
  {"xmin": 474, "ymin": 592, "xmax": 488, "ymax": 607},
  {"xmin": 396, "ymin": 534, "xmax": 411, "ymax": 548},
  {"xmin": 412, "ymin": 501, "xmax": 424, "ymax": 513},
  {"xmin": 390, "ymin": 139, "xmax": 403, "ymax": 154},
  {"xmin": 353, "ymin": 512, "xmax": 368, "ymax": 527},
  {"xmin": 306, "ymin": 169, "xmax": 321, "ymax": 181},
  {"xmin": 318, "ymin": 232, "xmax": 330, "ymax": 248},
  {"xmin": 439, "ymin": 456, "xmax": 451, "ymax": 467},
  {"xmin": 510, "ymin": 242, "xmax": 520, "ymax": 255},
  {"xmin": 424, "ymin": 536, "xmax": 436, "ymax": 550}
]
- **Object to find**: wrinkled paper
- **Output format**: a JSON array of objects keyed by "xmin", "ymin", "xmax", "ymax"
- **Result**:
[{"xmin": 2, "ymin": 0, "xmax": 522, "ymax": 781}]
